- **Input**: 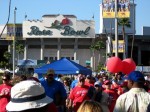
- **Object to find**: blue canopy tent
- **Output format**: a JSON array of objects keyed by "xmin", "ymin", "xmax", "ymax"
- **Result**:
[{"xmin": 34, "ymin": 58, "xmax": 92, "ymax": 77}]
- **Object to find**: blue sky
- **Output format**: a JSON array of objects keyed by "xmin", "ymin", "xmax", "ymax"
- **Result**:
[{"xmin": 0, "ymin": 0, "xmax": 150, "ymax": 35}]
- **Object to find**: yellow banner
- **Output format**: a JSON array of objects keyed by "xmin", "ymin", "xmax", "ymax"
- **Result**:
[
  {"xmin": 118, "ymin": 11, "xmax": 130, "ymax": 18},
  {"xmin": 103, "ymin": 12, "xmax": 115, "ymax": 18},
  {"xmin": 112, "ymin": 40, "xmax": 124, "ymax": 53},
  {"xmin": 6, "ymin": 36, "xmax": 14, "ymax": 40}
]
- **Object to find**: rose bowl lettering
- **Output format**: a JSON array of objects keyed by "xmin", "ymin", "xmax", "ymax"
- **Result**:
[
  {"xmin": 28, "ymin": 26, "xmax": 52, "ymax": 36},
  {"xmin": 61, "ymin": 26, "xmax": 90, "ymax": 36}
]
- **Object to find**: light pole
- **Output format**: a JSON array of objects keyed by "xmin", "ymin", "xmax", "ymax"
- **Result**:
[
  {"xmin": 13, "ymin": 7, "xmax": 17, "ymax": 78},
  {"xmin": 115, "ymin": 0, "xmax": 118, "ymax": 57}
]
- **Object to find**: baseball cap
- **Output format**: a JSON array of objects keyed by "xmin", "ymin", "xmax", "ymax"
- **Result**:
[
  {"xmin": 86, "ymin": 75, "xmax": 91, "ymax": 79},
  {"xmin": 103, "ymin": 80, "xmax": 111, "ymax": 85},
  {"xmin": 94, "ymin": 81, "xmax": 102, "ymax": 87},
  {"xmin": 127, "ymin": 71, "xmax": 145, "ymax": 82}
]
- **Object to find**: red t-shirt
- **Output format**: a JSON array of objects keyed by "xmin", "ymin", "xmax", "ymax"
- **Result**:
[
  {"xmin": 0, "ymin": 84, "xmax": 12, "ymax": 112},
  {"xmin": 84, "ymin": 81, "xmax": 94, "ymax": 87},
  {"xmin": 69, "ymin": 85, "xmax": 90, "ymax": 112},
  {"xmin": 104, "ymin": 89, "xmax": 118, "ymax": 112}
]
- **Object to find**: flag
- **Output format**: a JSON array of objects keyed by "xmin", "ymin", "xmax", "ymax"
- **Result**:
[
  {"xmin": 25, "ymin": 13, "xmax": 27, "ymax": 20},
  {"xmin": 92, "ymin": 14, "xmax": 94, "ymax": 19}
]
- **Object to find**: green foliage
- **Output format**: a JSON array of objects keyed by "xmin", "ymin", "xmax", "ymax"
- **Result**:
[
  {"xmin": 118, "ymin": 18, "xmax": 131, "ymax": 28},
  {"xmin": 0, "ymin": 61, "xmax": 9, "ymax": 68},
  {"xmin": 15, "ymin": 42, "xmax": 24, "ymax": 54},
  {"xmin": 90, "ymin": 40, "xmax": 105, "ymax": 51},
  {"xmin": 3, "ymin": 51, "xmax": 11, "ymax": 61},
  {"xmin": 96, "ymin": 62, "xmax": 106, "ymax": 72}
]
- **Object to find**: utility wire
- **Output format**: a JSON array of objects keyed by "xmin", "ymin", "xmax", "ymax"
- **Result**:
[{"xmin": 0, "ymin": 0, "xmax": 12, "ymax": 38}]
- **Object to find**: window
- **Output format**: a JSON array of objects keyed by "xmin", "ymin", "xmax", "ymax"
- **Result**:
[
  {"xmin": 44, "ymin": 57, "xmax": 48, "ymax": 61},
  {"xmin": 55, "ymin": 57, "xmax": 57, "ymax": 60},
  {"xmin": 49, "ymin": 57, "xmax": 53, "ymax": 61},
  {"xmin": 71, "ymin": 57, "xmax": 74, "ymax": 60},
  {"xmin": 28, "ymin": 45, "xmax": 41, "ymax": 48}
]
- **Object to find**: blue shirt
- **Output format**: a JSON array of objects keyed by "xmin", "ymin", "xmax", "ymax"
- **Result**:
[
  {"xmin": 40, "ymin": 79, "xmax": 67, "ymax": 100},
  {"xmin": 70, "ymin": 79, "xmax": 78, "ymax": 89}
]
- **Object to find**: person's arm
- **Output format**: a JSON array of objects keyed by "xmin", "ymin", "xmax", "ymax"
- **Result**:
[
  {"xmin": 67, "ymin": 99, "xmax": 73, "ymax": 111},
  {"xmin": 0, "ymin": 91, "xmax": 5, "ymax": 97}
]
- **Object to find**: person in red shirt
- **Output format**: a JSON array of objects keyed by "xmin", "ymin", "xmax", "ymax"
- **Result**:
[
  {"xmin": 103, "ymin": 80, "xmax": 118, "ymax": 112},
  {"xmin": 0, "ymin": 74, "xmax": 12, "ymax": 112},
  {"xmin": 68, "ymin": 76, "xmax": 90, "ymax": 112}
]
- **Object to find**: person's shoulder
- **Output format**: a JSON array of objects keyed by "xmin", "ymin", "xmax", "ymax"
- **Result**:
[
  {"xmin": 117, "ymin": 91, "xmax": 129, "ymax": 101},
  {"xmin": 53, "ymin": 80, "xmax": 64, "ymax": 86}
]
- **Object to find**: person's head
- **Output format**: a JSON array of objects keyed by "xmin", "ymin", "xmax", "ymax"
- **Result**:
[
  {"xmin": 78, "ymin": 76, "xmax": 85, "ymax": 87},
  {"xmin": 77, "ymin": 100, "xmax": 103, "ymax": 112},
  {"xmin": 102, "ymin": 75, "xmax": 108, "ymax": 82},
  {"xmin": 63, "ymin": 78, "xmax": 70, "ymax": 86},
  {"xmin": 85, "ymin": 75, "xmax": 92, "ymax": 83},
  {"xmin": 104, "ymin": 80, "xmax": 111, "ymax": 89},
  {"xmin": 6, "ymin": 80, "xmax": 53, "ymax": 112},
  {"xmin": 94, "ymin": 82, "xmax": 102, "ymax": 91},
  {"xmin": 98, "ymin": 75, "xmax": 103, "ymax": 83},
  {"xmin": 127, "ymin": 71, "xmax": 145, "ymax": 89},
  {"xmin": 2, "ymin": 74, "xmax": 11, "ymax": 84},
  {"xmin": 116, "ymin": 72, "xmax": 122, "ymax": 80},
  {"xmin": 46, "ymin": 69, "xmax": 55, "ymax": 83}
]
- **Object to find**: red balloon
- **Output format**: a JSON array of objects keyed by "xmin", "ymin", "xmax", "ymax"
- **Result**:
[
  {"xmin": 106, "ymin": 57, "xmax": 122, "ymax": 73},
  {"xmin": 122, "ymin": 58, "xmax": 136, "ymax": 75}
]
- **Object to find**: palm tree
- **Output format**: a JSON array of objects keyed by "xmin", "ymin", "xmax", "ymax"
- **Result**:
[
  {"xmin": 118, "ymin": 18, "xmax": 131, "ymax": 59},
  {"xmin": 3, "ymin": 51, "xmax": 11, "ymax": 68},
  {"xmin": 15, "ymin": 42, "xmax": 24, "ymax": 60},
  {"xmin": 90, "ymin": 40, "xmax": 105, "ymax": 70}
]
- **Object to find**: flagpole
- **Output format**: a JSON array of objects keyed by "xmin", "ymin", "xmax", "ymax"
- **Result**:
[
  {"xmin": 115, "ymin": 0, "xmax": 118, "ymax": 57},
  {"xmin": 13, "ymin": 7, "xmax": 17, "ymax": 78}
]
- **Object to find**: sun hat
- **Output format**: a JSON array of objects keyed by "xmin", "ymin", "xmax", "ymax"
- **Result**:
[
  {"xmin": 6, "ymin": 80, "xmax": 53, "ymax": 111},
  {"xmin": 127, "ymin": 71, "xmax": 145, "ymax": 82}
]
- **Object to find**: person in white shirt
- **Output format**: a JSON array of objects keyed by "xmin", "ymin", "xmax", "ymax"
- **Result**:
[{"xmin": 114, "ymin": 71, "xmax": 150, "ymax": 112}]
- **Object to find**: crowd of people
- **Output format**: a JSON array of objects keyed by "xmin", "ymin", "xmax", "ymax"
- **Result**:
[{"xmin": 0, "ymin": 69, "xmax": 150, "ymax": 112}]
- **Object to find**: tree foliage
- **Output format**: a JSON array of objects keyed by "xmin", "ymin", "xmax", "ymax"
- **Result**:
[{"xmin": 90, "ymin": 40, "xmax": 105, "ymax": 51}]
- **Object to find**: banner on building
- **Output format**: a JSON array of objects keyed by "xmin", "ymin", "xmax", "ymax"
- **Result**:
[
  {"xmin": 112, "ymin": 40, "xmax": 124, "ymax": 53},
  {"xmin": 102, "ymin": 0, "xmax": 130, "ymax": 18}
]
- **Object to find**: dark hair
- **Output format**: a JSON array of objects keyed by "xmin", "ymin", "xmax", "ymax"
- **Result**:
[
  {"xmin": 20, "ymin": 75, "xmax": 27, "ymax": 81},
  {"xmin": 2, "ymin": 74, "xmax": 11, "ymax": 80}
]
